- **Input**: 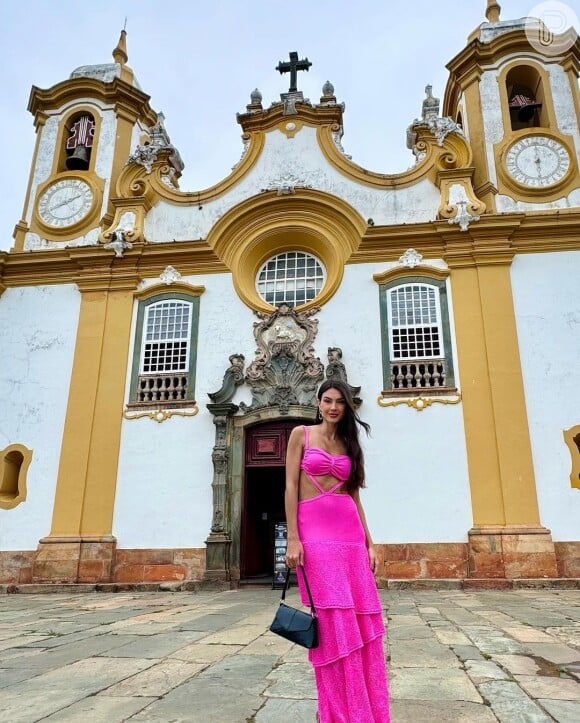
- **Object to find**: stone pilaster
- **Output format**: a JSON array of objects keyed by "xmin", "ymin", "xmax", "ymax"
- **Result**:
[{"xmin": 203, "ymin": 402, "xmax": 238, "ymax": 587}]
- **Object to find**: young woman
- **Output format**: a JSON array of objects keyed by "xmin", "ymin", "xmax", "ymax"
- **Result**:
[{"xmin": 285, "ymin": 379, "xmax": 390, "ymax": 722}]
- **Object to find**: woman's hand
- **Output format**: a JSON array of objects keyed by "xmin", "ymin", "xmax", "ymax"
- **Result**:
[
  {"xmin": 286, "ymin": 539, "xmax": 304, "ymax": 568},
  {"xmin": 368, "ymin": 545, "xmax": 378, "ymax": 574}
]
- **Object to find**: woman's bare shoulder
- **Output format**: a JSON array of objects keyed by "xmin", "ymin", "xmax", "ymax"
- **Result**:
[{"xmin": 288, "ymin": 425, "xmax": 306, "ymax": 443}]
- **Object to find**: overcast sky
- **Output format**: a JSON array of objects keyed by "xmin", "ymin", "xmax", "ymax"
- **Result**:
[{"xmin": 0, "ymin": 0, "xmax": 573, "ymax": 252}]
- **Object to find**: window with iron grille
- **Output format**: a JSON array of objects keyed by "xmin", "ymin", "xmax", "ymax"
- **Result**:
[
  {"xmin": 256, "ymin": 251, "xmax": 325, "ymax": 307},
  {"xmin": 128, "ymin": 293, "xmax": 200, "ymax": 408},
  {"xmin": 379, "ymin": 277, "xmax": 456, "ymax": 393}
]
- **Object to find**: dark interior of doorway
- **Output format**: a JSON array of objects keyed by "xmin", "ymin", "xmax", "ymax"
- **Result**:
[{"xmin": 241, "ymin": 465, "xmax": 286, "ymax": 584}]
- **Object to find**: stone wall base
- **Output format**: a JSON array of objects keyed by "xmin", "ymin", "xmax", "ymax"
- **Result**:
[
  {"xmin": 0, "ymin": 541, "xmax": 205, "ymax": 585},
  {"xmin": 468, "ymin": 527, "xmax": 559, "ymax": 578},
  {"xmin": 2, "ymin": 538, "xmax": 579, "ymax": 585},
  {"xmin": 375, "ymin": 543, "xmax": 468, "ymax": 579}
]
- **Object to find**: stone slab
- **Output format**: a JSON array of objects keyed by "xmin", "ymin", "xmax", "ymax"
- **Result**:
[
  {"xmin": 515, "ymin": 674, "xmax": 580, "ymax": 700},
  {"xmin": 255, "ymin": 697, "xmax": 318, "ymax": 721},
  {"xmin": 538, "ymin": 699, "xmax": 580, "ymax": 723},
  {"xmin": 264, "ymin": 662, "xmax": 317, "ymax": 699},
  {"xmin": 478, "ymin": 680, "xmax": 553, "ymax": 722},
  {"xmin": 390, "ymin": 638, "xmax": 461, "ymax": 668},
  {"xmin": 168, "ymin": 642, "xmax": 242, "ymax": 664},
  {"xmin": 101, "ymin": 660, "xmax": 204, "ymax": 696},
  {"xmin": 390, "ymin": 667, "xmax": 481, "ymax": 702},
  {"xmin": 525, "ymin": 643, "xmax": 580, "ymax": 664},
  {"xmin": 390, "ymin": 700, "xmax": 497, "ymax": 722},
  {"xmin": 40, "ymin": 696, "xmax": 157, "ymax": 722}
]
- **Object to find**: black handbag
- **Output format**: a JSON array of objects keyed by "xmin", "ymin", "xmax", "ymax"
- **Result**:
[{"xmin": 269, "ymin": 566, "xmax": 319, "ymax": 649}]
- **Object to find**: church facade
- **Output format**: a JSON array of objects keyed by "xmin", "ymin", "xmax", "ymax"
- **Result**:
[{"xmin": 1, "ymin": 3, "xmax": 579, "ymax": 588}]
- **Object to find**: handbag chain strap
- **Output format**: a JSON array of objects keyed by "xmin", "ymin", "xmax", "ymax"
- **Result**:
[{"xmin": 281, "ymin": 565, "xmax": 317, "ymax": 616}]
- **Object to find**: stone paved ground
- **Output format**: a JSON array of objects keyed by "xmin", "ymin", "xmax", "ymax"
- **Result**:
[{"xmin": 0, "ymin": 588, "xmax": 579, "ymax": 722}]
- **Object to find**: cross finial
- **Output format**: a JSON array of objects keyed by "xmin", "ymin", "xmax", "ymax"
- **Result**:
[
  {"xmin": 486, "ymin": 0, "xmax": 501, "ymax": 22},
  {"xmin": 112, "ymin": 29, "xmax": 128, "ymax": 65},
  {"xmin": 276, "ymin": 51, "xmax": 312, "ymax": 93}
]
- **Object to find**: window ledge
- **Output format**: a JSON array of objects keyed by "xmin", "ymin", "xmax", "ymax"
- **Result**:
[
  {"xmin": 377, "ymin": 390, "xmax": 461, "ymax": 411},
  {"xmin": 123, "ymin": 403, "xmax": 199, "ymax": 423}
]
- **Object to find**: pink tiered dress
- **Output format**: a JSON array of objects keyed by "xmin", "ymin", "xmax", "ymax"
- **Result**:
[{"xmin": 296, "ymin": 426, "xmax": 390, "ymax": 723}]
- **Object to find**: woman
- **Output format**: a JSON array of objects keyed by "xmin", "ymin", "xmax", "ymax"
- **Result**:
[{"xmin": 285, "ymin": 379, "xmax": 390, "ymax": 722}]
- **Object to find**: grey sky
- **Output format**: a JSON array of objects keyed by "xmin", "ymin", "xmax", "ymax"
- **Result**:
[{"xmin": 0, "ymin": 1, "xmax": 565, "ymax": 251}]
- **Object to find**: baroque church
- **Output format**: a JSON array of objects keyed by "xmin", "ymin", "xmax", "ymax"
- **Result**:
[{"xmin": 1, "ymin": 1, "xmax": 579, "ymax": 588}]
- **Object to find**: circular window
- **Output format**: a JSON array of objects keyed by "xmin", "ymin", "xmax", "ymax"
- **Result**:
[{"xmin": 255, "ymin": 251, "xmax": 326, "ymax": 307}]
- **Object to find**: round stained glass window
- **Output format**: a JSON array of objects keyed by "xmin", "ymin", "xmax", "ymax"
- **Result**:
[{"xmin": 255, "ymin": 251, "xmax": 326, "ymax": 307}]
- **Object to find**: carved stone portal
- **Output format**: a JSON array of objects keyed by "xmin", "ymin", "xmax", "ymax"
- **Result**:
[{"xmin": 239, "ymin": 304, "xmax": 325, "ymax": 415}]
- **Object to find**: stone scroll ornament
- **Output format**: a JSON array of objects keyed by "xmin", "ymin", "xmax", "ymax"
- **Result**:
[
  {"xmin": 239, "ymin": 304, "xmax": 325, "ymax": 414},
  {"xmin": 325, "ymin": 347, "xmax": 362, "ymax": 407}
]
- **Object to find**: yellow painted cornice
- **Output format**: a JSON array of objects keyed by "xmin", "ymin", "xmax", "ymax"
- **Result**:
[
  {"xmin": 113, "ymin": 134, "xmax": 264, "ymax": 207},
  {"xmin": 206, "ymin": 188, "xmax": 366, "ymax": 312},
  {"xmin": 0, "ymin": 240, "xmax": 226, "ymax": 289},
  {"xmin": 373, "ymin": 264, "xmax": 450, "ymax": 285},
  {"xmin": 135, "ymin": 281, "xmax": 205, "ymax": 300},
  {"xmin": 28, "ymin": 77, "xmax": 157, "ymax": 126},
  {"xmin": 237, "ymin": 101, "xmax": 344, "ymax": 134},
  {"xmin": 318, "ymin": 122, "xmax": 473, "ymax": 190},
  {"xmin": 443, "ymin": 28, "xmax": 580, "ymax": 117}
]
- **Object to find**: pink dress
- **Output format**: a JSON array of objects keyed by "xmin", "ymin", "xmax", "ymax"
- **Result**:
[{"xmin": 296, "ymin": 426, "xmax": 390, "ymax": 723}]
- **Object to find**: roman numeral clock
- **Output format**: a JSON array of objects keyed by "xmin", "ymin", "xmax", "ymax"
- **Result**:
[
  {"xmin": 36, "ymin": 178, "xmax": 95, "ymax": 229},
  {"xmin": 504, "ymin": 135, "xmax": 571, "ymax": 189}
]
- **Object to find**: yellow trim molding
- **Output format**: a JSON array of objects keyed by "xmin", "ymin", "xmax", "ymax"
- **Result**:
[
  {"xmin": 50, "ymin": 284, "xmax": 135, "ymax": 537},
  {"xmin": 31, "ymin": 171, "xmax": 104, "ymax": 241},
  {"xmin": 111, "ymin": 133, "xmax": 265, "ymax": 209},
  {"xmin": 317, "ymin": 122, "xmax": 472, "ymax": 190},
  {"xmin": 28, "ymin": 77, "xmax": 157, "ymax": 127},
  {"xmin": 135, "ymin": 281, "xmax": 206, "ymax": 301},
  {"xmin": 206, "ymin": 188, "xmax": 366, "ymax": 312},
  {"xmin": 373, "ymin": 264, "xmax": 450, "ymax": 285},
  {"xmin": 377, "ymin": 393, "xmax": 461, "ymax": 411},
  {"xmin": 123, "ymin": 405, "xmax": 199, "ymax": 423},
  {"xmin": 494, "ymin": 129, "xmax": 579, "ymax": 203},
  {"xmin": 0, "ymin": 444, "xmax": 32, "ymax": 510},
  {"xmin": 563, "ymin": 425, "xmax": 580, "ymax": 490}
]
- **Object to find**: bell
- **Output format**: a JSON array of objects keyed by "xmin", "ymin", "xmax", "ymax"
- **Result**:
[
  {"xmin": 66, "ymin": 144, "xmax": 90, "ymax": 170},
  {"xmin": 517, "ymin": 103, "xmax": 541, "ymax": 122},
  {"xmin": 509, "ymin": 94, "xmax": 541, "ymax": 123}
]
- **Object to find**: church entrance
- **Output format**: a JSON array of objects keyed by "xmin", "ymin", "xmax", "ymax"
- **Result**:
[{"xmin": 240, "ymin": 420, "xmax": 299, "ymax": 582}]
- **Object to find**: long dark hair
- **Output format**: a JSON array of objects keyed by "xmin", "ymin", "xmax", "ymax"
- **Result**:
[{"xmin": 316, "ymin": 379, "xmax": 371, "ymax": 491}]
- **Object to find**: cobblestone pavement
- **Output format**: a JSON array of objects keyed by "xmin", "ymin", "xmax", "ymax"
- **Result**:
[{"xmin": 1, "ymin": 588, "xmax": 579, "ymax": 722}]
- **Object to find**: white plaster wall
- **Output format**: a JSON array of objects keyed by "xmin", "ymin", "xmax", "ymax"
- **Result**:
[
  {"xmin": 479, "ymin": 68, "xmax": 503, "ymax": 187},
  {"xmin": 550, "ymin": 64, "xmax": 580, "ymax": 157},
  {"xmin": 113, "ymin": 273, "xmax": 255, "ymax": 548},
  {"xmin": 114, "ymin": 264, "xmax": 473, "ymax": 547},
  {"xmin": 144, "ymin": 125, "xmax": 441, "ymax": 243},
  {"xmin": 511, "ymin": 251, "xmax": 580, "ymax": 540},
  {"xmin": 0, "ymin": 285, "xmax": 81, "ymax": 550},
  {"xmin": 25, "ymin": 117, "xmax": 59, "ymax": 225},
  {"xmin": 314, "ymin": 263, "xmax": 472, "ymax": 543},
  {"xmin": 94, "ymin": 110, "xmax": 117, "ymax": 217}
]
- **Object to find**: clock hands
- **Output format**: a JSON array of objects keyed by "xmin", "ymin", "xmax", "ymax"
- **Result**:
[{"xmin": 49, "ymin": 193, "xmax": 83, "ymax": 211}]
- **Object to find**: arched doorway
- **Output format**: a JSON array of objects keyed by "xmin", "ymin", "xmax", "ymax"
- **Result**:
[{"xmin": 241, "ymin": 419, "xmax": 301, "ymax": 582}]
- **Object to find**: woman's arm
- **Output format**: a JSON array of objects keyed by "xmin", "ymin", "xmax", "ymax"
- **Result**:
[
  {"xmin": 351, "ymin": 488, "xmax": 378, "ymax": 573},
  {"xmin": 285, "ymin": 425, "xmax": 305, "ymax": 568}
]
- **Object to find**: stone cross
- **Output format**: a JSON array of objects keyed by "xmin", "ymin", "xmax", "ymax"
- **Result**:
[{"xmin": 276, "ymin": 51, "xmax": 312, "ymax": 93}]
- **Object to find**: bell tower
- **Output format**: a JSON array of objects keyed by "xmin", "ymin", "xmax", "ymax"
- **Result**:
[
  {"xmin": 13, "ymin": 31, "xmax": 157, "ymax": 251},
  {"xmin": 443, "ymin": 1, "xmax": 580, "ymax": 212}
]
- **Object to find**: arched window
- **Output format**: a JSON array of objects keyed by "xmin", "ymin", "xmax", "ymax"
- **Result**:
[
  {"xmin": 128, "ymin": 292, "xmax": 201, "ymax": 407},
  {"xmin": 506, "ymin": 66, "xmax": 548, "ymax": 131},
  {"xmin": 378, "ymin": 276, "xmax": 456, "ymax": 393},
  {"xmin": 255, "ymin": 251, "xmax": 326, "ymax": 307},
  {"xmin": 59, "ymin": 112, "xmax": 95, "ymax": 172}
]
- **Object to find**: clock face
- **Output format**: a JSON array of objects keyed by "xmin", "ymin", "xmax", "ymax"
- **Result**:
[
  {"xmin": 505, "ymin": 136, "xmax": 571, "ymax": 188},
  {"xmin": 37, "ymin": 178, "xmax": 94, "ymax": 228}
]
